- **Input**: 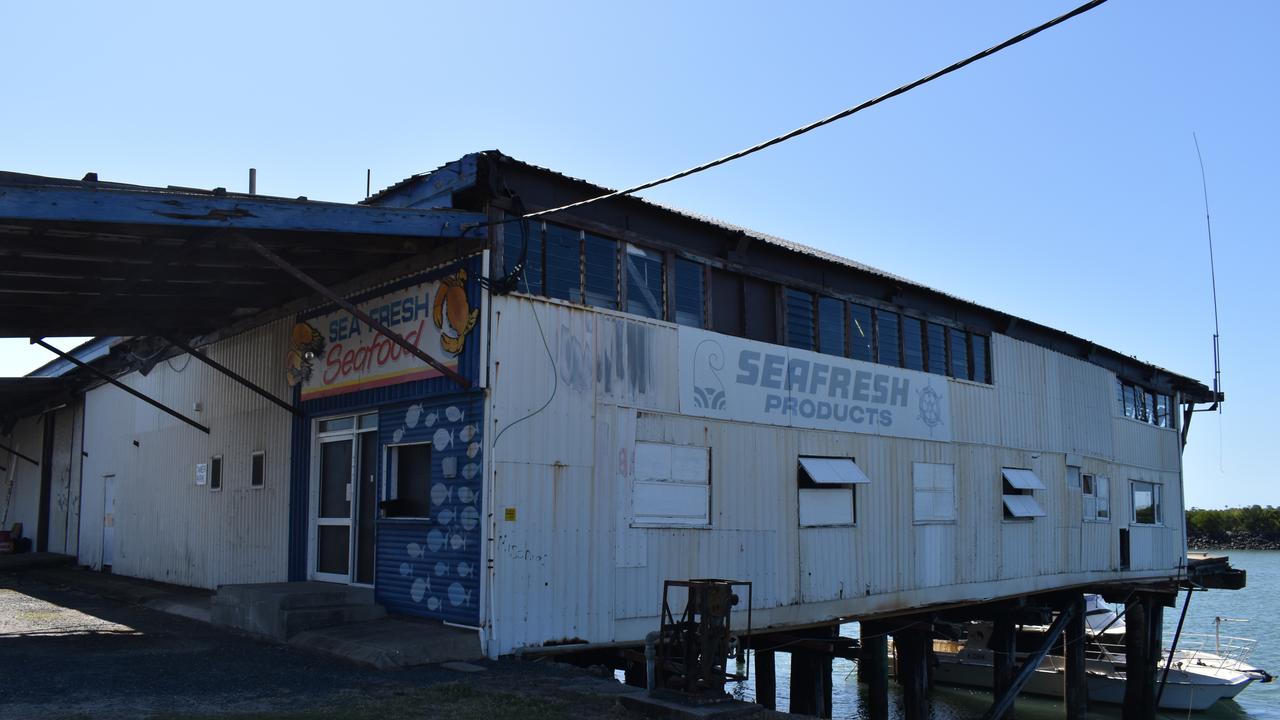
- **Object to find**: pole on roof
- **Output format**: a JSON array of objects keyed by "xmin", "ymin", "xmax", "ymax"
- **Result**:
[
  {"xmin": 165, "ymin": 336, "xmax": 300, "ymax": 417},
  {"xmin": 234, "ymin": 234, "xmax": 472, "ymax": 389},
  {"xmin": 0, "ymin": 442, "xmax": 39, "ymax": 467},
  {"xmin": 30, "ymin": 338, "xmax": 211, "ymax": 434}
]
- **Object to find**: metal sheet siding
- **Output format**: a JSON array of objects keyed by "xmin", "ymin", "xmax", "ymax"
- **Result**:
[
  {"xmin": 0, "ymin": 417, "xmax": 43, "ymax": 539},
  {"xmin": 45, "ymin": 406, "xmax": 77, "ymax": 554},
  {"xmin": 486, "ymin": 300, "xmax": 1191, "ymax": 655},
  {"xmin": 374, "ymin": 392, "xmax": 484, "ymax": 624},
  {"xmin": 77, "ymin": 317, "xmax": 293, "ymax": 587}
]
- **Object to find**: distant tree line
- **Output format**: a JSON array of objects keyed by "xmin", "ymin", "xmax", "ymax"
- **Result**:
[{"xmin": 1186, "ymin": 506, "xmax": 1280, "ymax": 539}]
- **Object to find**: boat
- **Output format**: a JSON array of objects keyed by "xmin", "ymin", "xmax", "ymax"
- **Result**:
[{"xmin": 927, "ymin": 596, "xmax": 1272, "ymax": 711}]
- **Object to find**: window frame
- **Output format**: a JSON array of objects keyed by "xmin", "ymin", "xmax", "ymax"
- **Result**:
[
  {"xmin": 250, "ymin": 451, "xmax": 265, "ymax": 489},
  {"xmin": 1000, "ymin": 467, "xmax": 1045, "ymax": 521},
  {"xmin": 383, "ymin": 441, "xmax": 434, "ymax": 520},
  {"xmin": 1130, "ymin": 480, "xmax": 1162, "ymax": 526},
  {"xmin": 209, "ymin": 454, "xmax": 223, "ymax": 492},
  {"xmin": 796, "ymin": 456, "xmax": 869, "ymax": 528},
  {"xmin": 912, "ymin": 462, "xmax": 956, "ymax": 525},
  {"xmin": 631, "ymin": 442, "xmax": 712, "ymax": 528}
]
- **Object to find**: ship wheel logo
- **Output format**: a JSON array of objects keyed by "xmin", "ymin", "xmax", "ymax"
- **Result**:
[{"xmin": 917, "ymin": 385, "xmax": 944, "ymax": 429}]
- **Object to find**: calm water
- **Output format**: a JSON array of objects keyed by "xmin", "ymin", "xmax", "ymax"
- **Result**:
[{"xmin": 724, "ymin": 550, "xmax": 1280, "ymax": 718}]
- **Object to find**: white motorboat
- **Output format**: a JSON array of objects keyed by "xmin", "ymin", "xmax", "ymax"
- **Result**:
[{"xmin": 928, "ymin": 596, "xmax": 1271, "ymax": 711}]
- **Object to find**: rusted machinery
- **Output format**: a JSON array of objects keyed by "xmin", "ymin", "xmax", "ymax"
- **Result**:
[{"xmin": 651, "ymin": 578, "xmax": 752, "ymax": 702}]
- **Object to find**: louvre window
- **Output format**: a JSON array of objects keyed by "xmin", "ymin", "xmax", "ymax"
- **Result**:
[
  {"xmin": 624, "ymin": 244, "xmax": 664, "ymax": 319},
  {"xmin": 583, "ymin": 234, "xmax": 618, "ymax": 309},
  {"xmin": 850, "ymin": 304, "xmax": 874, "ymax": 362},
  {"xmin": 1118, "ymin": 379, "xmax": 1172, "ymax": 428},
  {"xmin": 876, "ymin": 311, "xmax": 900, "ymax": 367},
  {"xmin": 972, "ymin": 334, "xmax": 990, "ymax": 384},
  {"xmin": 926, "ymin": 322, "xmax": 947, "ymax": 375},
  {"xmin": 797, "ymin": 456, "xmax": 870, "ymax": 527},
  {"xmin": 948, "ymin": 327, "xmax": 969, "ymax": 380},
  {"xmin": 503, "ymin": 220, "xmax": 544, "ymax": 295},
  {"xmin": 545, "ymin": 224, "xmax": 581, "ymax": 302},
  {"xmin": 902, "ymin": 316, "xmax": 924, "ymax": 371},
  {"xmin": 674, "ymin": 258, "xmax": 704, "ymax": 327},
  {"xmin": 1001, "ymin": 467, "xmax": 1045, "ymax": 520},
  {"xmin": 786, "ymin": 289, "xmax": 815, "ymax": 350},
  {"xmin": 817, "ymin": 296, "xmax": 846, "ymax": 357}
]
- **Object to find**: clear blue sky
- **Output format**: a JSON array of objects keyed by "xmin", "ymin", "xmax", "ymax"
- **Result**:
[{"xmin": 1, "ymin": 1, "xmax": 1273, "ymax": 508}]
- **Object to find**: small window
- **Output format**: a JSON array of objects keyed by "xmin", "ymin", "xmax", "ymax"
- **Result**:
[
  {"xmin": 1131, "ymin": 480, "xmax": 1161, "ymax": 525},
  {"xmin": 817, "ymin": 296, "xmax": 845, "ymax": 356},
  {"xmin": 209, "ymin": 455, "xmax": 223, "ymax": 492},
  {"xmin": 876, "ymin": 311, "xmax": 900, "ymax": 367},
  {"xmin": 385, "ymin": 443, "xmax": 432, "ymax": 518},
  {"xmin": 926, "ymin": 322, "xmax": 947, "ymax": 375},
  {"xmin": 632, "ymin": 442, "xmax": 710, "ymax": 526},
  {"xmin": 251, "ymin": 451, "xmax": 265, "ymax": 488},
  {"xmin": 1001, "ymin": 467, "xmax": 1045, "ymax": 520},
  {"xmin": 504, "ymin": 219, "xmax": 545, "ymax": 295},
  {"xmin": 583, "ymin": 233, "xmax": 618, "ymax": 309},
  {"xmin": 674, "ymin": 258, "xmax": 705, "ymax": 327},
  {"xmin": 625, "ymin": 244, "xmax": 664, "ymax": 319},
  {"xmin": 545, "ymin": 224, "xmax": 581, "ymax": 302},
  {"xmin": 1155, "ymin": 395, "xmax": 1171, "ymax": 428},
  {"xmin": 319, "ymin": 417, "xmax": 354, "ymax": 433},
  {"xmin": 912, "ymin": 462, "xmax": 955, "ymax": 523},
  {"xmin": 1084, "ymin": 474, "xmax": 1110, "ymax": 522},
  {"xmin": 972, "ymin": 335, "xmax": 990, "ymax": 384},
  {"xmin": 785, "ymin": 289, "xmax": 815, "ymax": 350},
  {"xmin": 850, "ymin": 304, "xmax": 874, "ymax": 362},
  {"xmin": 1067, "ymin": 465, "xmax": 1081, "ymax": 490},
  {"xmin": 1122, "ymin": 383, "xmax": 1136, "ymax": 418},
  {"xmin": 357, "ymin": 412, "xmax": 378, "ymax": 430},
  {"xmin": 948, "ymin": 328, "xmax": 970, "ymax": 380},
  {"xmin": 901, "ymin": 316, "xmax": 924, "ymax": 371},
  {"xmin": 797, "ymin": 457, "xmax": 869, "ymax": 528}
]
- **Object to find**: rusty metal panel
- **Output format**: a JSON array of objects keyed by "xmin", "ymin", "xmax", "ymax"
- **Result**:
[{"xmin": 78, "ymin": 317, "xmax": 293, "ymax": 587}]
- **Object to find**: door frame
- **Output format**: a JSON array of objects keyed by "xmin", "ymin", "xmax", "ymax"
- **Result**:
[{"xmin": 307, "ymin": 412, "xmax": 379, "ymax": 585}]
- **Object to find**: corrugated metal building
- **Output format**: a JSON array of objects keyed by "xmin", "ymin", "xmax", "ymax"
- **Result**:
[{"xmin": 0, "ymin": 152, "xmax": 1216, "ymax": 659}]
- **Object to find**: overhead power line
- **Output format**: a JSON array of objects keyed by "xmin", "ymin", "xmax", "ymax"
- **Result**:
[{"xmin": 516, "ymin": 0, "xmax": 1109, "ymax": 222}]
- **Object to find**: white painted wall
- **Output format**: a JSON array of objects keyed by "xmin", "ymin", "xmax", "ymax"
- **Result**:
[
  {"xmin": 77, "ymin": 318, "xmax": 293, "ymax": 587},
  {"xmin": 484, "ymin": 295, "xmax": 1189, "ymax": 656},
  {"xmin": 0, "ymin": 416, "xmax": 42, "ymax": 546}
]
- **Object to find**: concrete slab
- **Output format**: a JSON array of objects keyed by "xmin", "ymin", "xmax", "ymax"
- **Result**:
[
  {"xmin": 619, "ymin": 693, "xmax": 766, "ymax": 719},
  {"xmin": 211, "ymin": 581, "xmax": 384, "ymax": 640},
  {"xmin": 0, "ymin": 552, "xmax": 75, "ymax": 572},
  {"xmin": 289, "ymin": 617, "xmax": 482, "ymax": 669},
  {"xmin": 145, "ymin": 594, "xmax": 212, "ymax": 624},
  {"xmin": 440, "ymin": 661, "xmax": 487, "ymax": 673}
]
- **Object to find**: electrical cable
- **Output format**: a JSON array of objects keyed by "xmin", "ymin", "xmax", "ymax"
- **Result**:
[
  {"xmin": 491, "ymin": 264, "xmax": 559, "ymax": 448},
  {"xmin": 466, "ymin": 0, "xmax": 1110, "ymax": 233}
]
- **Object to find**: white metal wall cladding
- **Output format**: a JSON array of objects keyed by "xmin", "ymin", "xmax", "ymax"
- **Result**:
[
  {"xmin": 0, "ymin": 418, "xmax": 42, "ymax": 539},
  {"xmin": 487, "ymin": 297, "xmax": 1189, "ymax": 655},
  {"xmin": 45, "ymin": 405, "xmax": 79, "ymax": 554},
  {"xmin": 78, "ymin": 318, "xmax": 293, "ymax": 587}
]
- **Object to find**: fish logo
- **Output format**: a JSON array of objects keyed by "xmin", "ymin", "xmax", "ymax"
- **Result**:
[
  {"xmin": 286, "ymin": 322, "xmax": 325, "ymax": 386},
  {"xmin": 433, "ymin": 269, "xmax": 479, "ymax": 356}
]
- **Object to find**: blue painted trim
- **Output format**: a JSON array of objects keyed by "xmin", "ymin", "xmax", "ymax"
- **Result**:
[{"xmin": 363, "ymin": 153, "xmax": 480, "ymax": 209}]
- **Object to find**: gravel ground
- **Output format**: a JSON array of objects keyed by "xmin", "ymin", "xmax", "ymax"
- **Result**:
[{"xmin": 0, "ymin": 570, "xmax": 652, "ymax": 720}]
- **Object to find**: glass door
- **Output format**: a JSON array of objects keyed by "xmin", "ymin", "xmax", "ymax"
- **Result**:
[{"xmin": 312, "ymin": 413, "xmax": 379, "ymax": 585}]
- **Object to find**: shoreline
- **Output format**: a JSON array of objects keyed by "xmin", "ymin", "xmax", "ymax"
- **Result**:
[{"xmin": 1188, "ymin": 532, "xmax": 1280, "ymax": 551}]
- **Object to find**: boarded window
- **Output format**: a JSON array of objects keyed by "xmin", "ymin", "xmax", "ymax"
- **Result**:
[
  {"xmin": 385, "ymin": 443, "xmax": 432, "ymax": 518},
  {"xmin": 632, "ymin": 442, "xmax": 710, "ymax": 526},
  {"xmin": 674, "ymin": 258, "xmax": 705, "ymax": 327},
  {"xmin": 875, "ymin": 311, "xmax": 900, "ymax": 366},
  {"xmin": 902, "ymin": 316, "xmax": 924, "ymax": 371},
  {"xmin": 624, "ymin": 244, "xmax": 664, "ymax": 318},
  {"xmin": 817, "ymin": 296, "xmax": 845, "ymax": 356},
  {"xmin": 948, "ymin": 328, "xmax": 970, "ymax": 380},
  {"xmin": 251, "ymin": 451, "xmax": 265, "ymax": 488},
  {"xmin": 1131, "ymin": 480, "xmax": 1161, "ymax": 525},
  {"xmin": 1001, "ymin": 467, "xmax": 1045, "ymax": 520},
  {"xmin": 972, "ymin": 334, "xmax": 990, "ymax": 383},
  {"xmin": 710, "ymin": 270, "xmax": 743, "ymax": 336},
  {"xmin": 850, "ymin": 304, "xmax": 874, "ymax": 362},
  {"xmin": 742, "ymin": 277, "xmax": 777, "ymax": 343},
  {"xmin": 1067, "ymin": 465, "xmax": 1081, "ymax": 490},
  {"xmin": 504, "ymin": 219, "xmax": 544, "ymax": 295},
  {"xmin": 209, "ymin": 455, "xmax": 222, "ymax": 492},
  {"xmin": 785, "ymin": 289, "xmax": 815, "ymax": 350},
  {"xmin": 912, "ymin": 462, "xmax": 955, "ymax": 523},
  {"xmin": 545, "ymin": 224, "xmax": 581, "ymax": 302},
  {"xmin": 926, "ymin": 322, "xmax": 947, "ymax": 375},
  {"xmin": 583, "ymin": 234, "xmax": 618, "ymax": 309}
]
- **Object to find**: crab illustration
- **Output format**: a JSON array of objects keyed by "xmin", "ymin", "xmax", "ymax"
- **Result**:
[
  {"xmin": 286, "ymin": 322, "xmax": 325, "ymax": 385},
  {"xmin": 433, "ymin": 269, "xmax": 479, "ymax": 355}
]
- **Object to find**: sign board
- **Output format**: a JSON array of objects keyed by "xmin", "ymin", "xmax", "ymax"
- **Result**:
[
  {"xmin": 288, "ymin": 268, "xmax": 479, "ymax": 401},
  {"xmin": 195, "ymin": 463, "xmax": 207, "ymax": 486},
  {"xmin": 677, "ymin": 326, "xmax": 951, "ymax": 442}
]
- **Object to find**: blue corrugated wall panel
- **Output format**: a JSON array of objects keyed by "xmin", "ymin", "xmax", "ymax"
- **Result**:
[
  {"xmin": 375, "ymin": 391, "xmax": 484, "ymax": 624},
  {"xmin": 288, "ymin": 256, "xmax": 484, "ymax": 584}
]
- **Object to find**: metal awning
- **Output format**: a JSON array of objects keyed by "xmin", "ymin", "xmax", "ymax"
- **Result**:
[
  {"xmin": 1002, "ymin": 494, "xmax": 1047, "ymax": 518},
  {"xmin": 1001, "ymin": 467, "xmax": 1045, "ymax": 491},
  {"xmin": 799, "ymin": 456, "xmax": 871, "ymax": 485}
]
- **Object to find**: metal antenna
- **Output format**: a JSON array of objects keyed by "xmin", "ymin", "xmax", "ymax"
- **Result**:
[{"xmin": 1193, "ymin": 133, "xmax": 1222, "ymax": 415}]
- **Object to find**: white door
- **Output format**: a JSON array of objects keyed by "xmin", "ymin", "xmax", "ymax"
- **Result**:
[
  {"xmin": 101, "ymin": 474, "xmax": 115, "ymax": 567},
  {"xmin": 314, "ymin": 437, "xmax": 354, "ymax": 583}
]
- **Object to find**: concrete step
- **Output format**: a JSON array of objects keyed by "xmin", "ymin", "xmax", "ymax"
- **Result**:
[
  {"xmin": 281, "ymin": 603, "xmax": 387, "ymax": 638},
  {"xmin": 211, "ymin": 582, "xmax": 385, "ymax": 641},
  {"xmin": 214, "ymin": 582, "xmax": 374, "ymax": 610},
  {"xmin": 289, "ymin": 618, "xmax": 481, "ymax": 669}
]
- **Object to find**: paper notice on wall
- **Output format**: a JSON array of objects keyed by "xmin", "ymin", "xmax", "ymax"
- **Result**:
[{"xmin": 196, "ymin": 463, "xmax": 207, "ymax": 486}]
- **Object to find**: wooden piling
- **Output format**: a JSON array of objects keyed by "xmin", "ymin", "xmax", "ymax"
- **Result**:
[
  {"xmin": 894, "ymin": 622, "xmax": 930, "ymax": 720},
  {"xmin": 1064, "ymin": 594, "xmax": 1088, "ymax": 720},
  {"xmin": 755, "ymin": 650, "xmax": 776, "ymax": 710},
  {"xmin": 991, "ymin": 613, "xmax": 1016, "ymax": 720},
  {"xmin": 1123, "ymin": 597, "xmax": 1155, "ymax": 720},
  {"xmin": 789, "ymin": 650, "xmax": 818, "ymax": 716},
  {"xmin": 861, "ymin": 622, "xmax": 890, "ymax": 720}
]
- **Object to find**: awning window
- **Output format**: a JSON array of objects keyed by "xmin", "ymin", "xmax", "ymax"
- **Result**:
[
  {"xmin": 1001, "ymin": 467, "xmax": 1045, "ymax": 491},
  {"xmin": 799, "ymin": 456, "xmax": 870, "ymax": 485},
  {"xmin": 1002, "ymin": 494, "xmax": 1046, "ymax": 518}
]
